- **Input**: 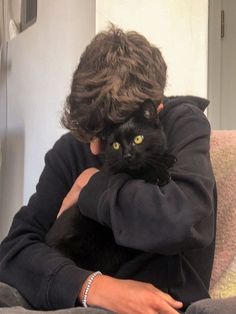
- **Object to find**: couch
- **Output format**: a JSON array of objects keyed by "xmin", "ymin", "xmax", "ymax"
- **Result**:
[{"xmin": 186, "ymin": 130, "xmax": 236, "ymax": 313}]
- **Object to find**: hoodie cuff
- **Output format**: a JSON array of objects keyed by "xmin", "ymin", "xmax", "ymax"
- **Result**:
[
  {"xmin": 47, "ymin": 262, "xmax": 92, "ymax": 309},
  {"xmin": 78, "ymin": 171, "xmax": 110, "ymax": 222}
]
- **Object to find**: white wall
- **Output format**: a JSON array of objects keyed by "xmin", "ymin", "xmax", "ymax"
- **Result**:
[
  {"xmin": 96, "ymin": 0, "xmax": 208, "ymax": 97},
  {"xmin": 0, "ymin": 0, "xmax": 95, "ymax": 239}
]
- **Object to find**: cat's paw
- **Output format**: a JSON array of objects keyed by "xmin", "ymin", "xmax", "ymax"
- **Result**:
[
  {"xmin": 157, "ymin": 174, "xmax": 172, "ymax": 186},
  {"xmin": 163, "ymin": 154, "xmax": 177, "ymax": 168}
]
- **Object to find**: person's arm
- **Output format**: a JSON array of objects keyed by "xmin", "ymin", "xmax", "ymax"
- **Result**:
[
  {"xmin": 79, "ymin": 273, "xmax": 183, "ymax": 314},
  {"xmin": 54, "ymin": 166, "xmax": 185, "ymax": 314},
  {"xmin": 78, "ymin": 104, "xmax": 216, "ymax": 255},
  {"xmin": 0, "ymin": 134, "xmax": 93, "ymax": 310}
]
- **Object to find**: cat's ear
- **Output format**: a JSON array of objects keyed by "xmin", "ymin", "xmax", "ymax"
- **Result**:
[{"xmin": 135, "ymin": 99, "xmax": 159, "ymax": 124}]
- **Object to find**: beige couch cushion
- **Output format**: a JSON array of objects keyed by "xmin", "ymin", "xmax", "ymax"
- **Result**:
[{"xmin": 209, "ymin": 130, "xmax": 236, "ymax": 298}]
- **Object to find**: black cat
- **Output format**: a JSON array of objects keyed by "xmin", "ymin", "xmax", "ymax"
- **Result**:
[{"xmin": 45, "ymin": 100, "xmax": 176, "ymax": 275}]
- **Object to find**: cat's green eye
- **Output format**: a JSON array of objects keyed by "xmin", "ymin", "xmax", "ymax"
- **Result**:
[
  {"xmin": 134, "ymin": 135, "xmax": 144, "ymax": 145},
  {"xmin": 112, "ymin": 142, "xmax": 120, "ymax": 150}
]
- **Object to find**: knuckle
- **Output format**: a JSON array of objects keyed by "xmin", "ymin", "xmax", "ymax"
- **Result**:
[
  {"xmin": 140, "ymin": 291, "xmax": 153, "ymax": 306},
  {"xmin": 141, "ymin": 289, "xmax": 151, "ymax": 299},
  {"xmin": 145, "ymin": 283, "xmax": 155, "ymax": 290},
  {"xmin": 155, "ymin": 298, "xmax": 168, "ymax": 311}
]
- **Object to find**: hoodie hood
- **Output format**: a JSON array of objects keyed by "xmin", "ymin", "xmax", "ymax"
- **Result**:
[{"xmin": 163, "ymin": 95, "xmax": 209, "ymax": 112}]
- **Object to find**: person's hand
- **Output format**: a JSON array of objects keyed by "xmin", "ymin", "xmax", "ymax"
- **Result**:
[
  {"xmin": 57, "ymin": 167, "xmax": 99, "ymax": 218},
  {"xmin": 79, "ymin": 274, "xmax": 183, "ymax": 314}
]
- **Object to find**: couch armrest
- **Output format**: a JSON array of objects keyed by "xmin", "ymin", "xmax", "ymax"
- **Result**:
[{"xmin": 186, "ymin": 297, "xmax": 236, "ymax": 314}]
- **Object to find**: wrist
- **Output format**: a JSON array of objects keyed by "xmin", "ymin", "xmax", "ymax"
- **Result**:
[
  {"xmin": 79, "ymin": 273, "xmax": 116, "ymax": 308},
  {"xmin": 79, "ymin": 271, "xmax": 102, "ymax": 307}
]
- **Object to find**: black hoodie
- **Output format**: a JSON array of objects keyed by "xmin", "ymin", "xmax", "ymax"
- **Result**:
[{"xmin": 0, "ymin": 96, "xmax": 216, "ymax": 311}]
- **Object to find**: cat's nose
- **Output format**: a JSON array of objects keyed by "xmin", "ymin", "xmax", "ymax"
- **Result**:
[{"xmin": 124, "ymin": 152, "xmax": 133, "ymax": 161}]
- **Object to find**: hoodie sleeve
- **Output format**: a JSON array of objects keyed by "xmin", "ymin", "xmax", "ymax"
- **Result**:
[
  {"xmin": 0, "ymin": 134, "xmax": 93, "ymax": 310},
  {"xmin": 78, "ymin": 104, "xmax": 216, "ymax": 255}
]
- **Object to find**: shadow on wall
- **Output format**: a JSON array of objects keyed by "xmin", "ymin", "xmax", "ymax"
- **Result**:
[{"xmin": 0, "ymin": 130, "xmax": 25, "ymax": 240}]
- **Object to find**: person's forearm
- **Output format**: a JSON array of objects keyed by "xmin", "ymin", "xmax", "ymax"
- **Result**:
[
  {"xmin": 78, "ymin": 170, "xmax": 215, "ymax": 255},
  {"xmin": 78, "ymin": 273, "xmax": 183, "ymax": 314}
]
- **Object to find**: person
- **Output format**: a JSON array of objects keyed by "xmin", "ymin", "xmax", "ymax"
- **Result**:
[{"xmin": 0, "ymin": 26, "xmax": 216, "ymax": 314}]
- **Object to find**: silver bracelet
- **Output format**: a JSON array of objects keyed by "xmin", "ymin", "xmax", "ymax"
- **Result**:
[{"xmin": 82, "ymin": 271, "xmax": 102, "ymax": 308}]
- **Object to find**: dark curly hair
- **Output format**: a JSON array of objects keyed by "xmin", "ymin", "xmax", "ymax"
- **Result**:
[{"xmin": 61, "ymin": 25, "xmax": 167, "ymax": 142}]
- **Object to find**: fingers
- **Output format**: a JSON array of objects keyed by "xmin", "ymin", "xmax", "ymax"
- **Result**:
[
  {"xmin": 143, "ymin": 284, "xmax": 182, "ymax": 313},
  {"xmin": 90, "ymin": 138, "xmax": 102, "ymax": 155},
  {"xmin": 75, "ymin": 167, "xmax": 99, "ymax": 189},
  {"xmin": 155, "ymin": 289, "xmax": 183, "ymax": 309},
  {"xmin": 57, "ymin": 184, "xmax": 81, "ymax": 218},
  {"xmin": 57, "ymin": 167, "xmax": 99, "ymax": 218},
  {"xmin": 155, "ymin": 297, "xmax": 181, "ymax": 314},
  {"xmin": 157, "ymin": 102, "xmax": 164, "ymax": 113}
]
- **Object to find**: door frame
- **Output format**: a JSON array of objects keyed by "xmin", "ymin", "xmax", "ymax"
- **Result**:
[{"xmin": 208, "ymin": 0, "xmax": 222, "ymax": 129}]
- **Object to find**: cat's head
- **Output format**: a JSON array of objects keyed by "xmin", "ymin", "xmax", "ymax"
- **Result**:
[{"xmin": 103, "ymin": 99, "xmax": 168, "ymax": 174}]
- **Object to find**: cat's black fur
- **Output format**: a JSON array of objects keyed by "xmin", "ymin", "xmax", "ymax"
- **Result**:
[{"xmin": 45, "ymin": 100, "xmax": 176, "ymax": 275}]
